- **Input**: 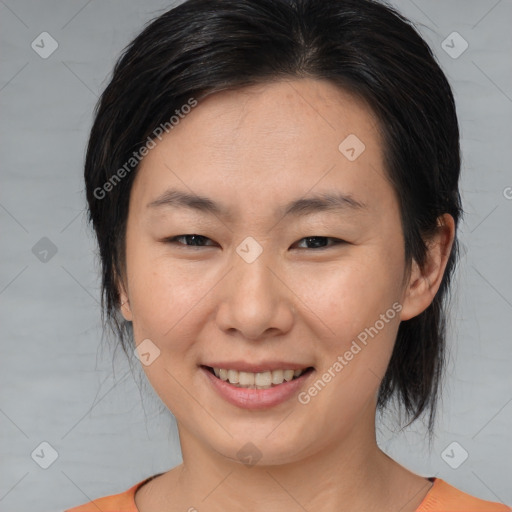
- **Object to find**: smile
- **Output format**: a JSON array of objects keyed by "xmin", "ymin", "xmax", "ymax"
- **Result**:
[
  {"xmin": 209, "ymin": 367, "xmax": 309, "ymax": 388},
  {"xmin": 200, "ymin": 365, "xmax": 315, "ymax": 409}
]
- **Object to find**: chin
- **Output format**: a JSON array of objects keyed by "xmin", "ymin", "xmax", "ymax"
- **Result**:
[{"xmin": 206, "ymin": 427, "xmax": 316, "ymax": 468}]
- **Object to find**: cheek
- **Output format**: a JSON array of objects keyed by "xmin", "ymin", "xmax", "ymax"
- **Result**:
[
  {"xmin": 294, "ymin": 247, "xmax": 403, "ymax": 398},
  {"xmin": 126, "ymin": 247, "xmax": 210, "ymax": 345},
  {"xmin": 295, "ymin": 251, "xmax": 403, "ymax": 335},
  {"xmin": 126, "ymin": 251, "xmax": 210, "ymax": 409}
]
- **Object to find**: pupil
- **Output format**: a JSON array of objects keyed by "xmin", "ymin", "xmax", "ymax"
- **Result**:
[
  {"xmin": 307, "ymin": 237, "xmax": 326, "ymax": 248},
  {"xmin": 188, "ymin": 235, "xmax": 204, "ymax": 246}
]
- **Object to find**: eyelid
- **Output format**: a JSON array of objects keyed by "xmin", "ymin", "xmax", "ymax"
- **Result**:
[
  {"xmin": 165, "ymin": 234, "xmax": 217, "ymax": 247},
  {"xmin": 164, "ymin": 234, "xmax": 346, "ymax": 249},
  {"xmin": 292, "ymin": 236, "xmax": 346, "ymax": 249}
]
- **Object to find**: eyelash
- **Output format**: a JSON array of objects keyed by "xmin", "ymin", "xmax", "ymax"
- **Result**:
[{"xmin": 165, "ymin": 234, "xmax": 346, "ymax": 250}]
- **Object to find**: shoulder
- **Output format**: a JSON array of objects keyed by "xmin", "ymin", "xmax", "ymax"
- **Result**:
[
  {"xmin": 64, "ymin": 484, "xmax": 137, "ymax": 512},
  {"xmin": 64, "ymin": 474, "xmax": 161, "ymax": 512},
  {"xmin": 417, "ymin": 478, "xmax": 512, "ymax": 512}
]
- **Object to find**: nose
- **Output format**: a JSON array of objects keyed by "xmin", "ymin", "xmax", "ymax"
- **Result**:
[{"xmin": 214, "ymin": 250, "xmax": 295, "ymax": 341}]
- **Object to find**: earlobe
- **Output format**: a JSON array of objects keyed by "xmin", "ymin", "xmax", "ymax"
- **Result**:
[
  {"xmin": 117, "ymin": 279, "xmax": 133, "ymax": 322},
  {"xmin": 120, "ymin": 296, "xmax": 132, "ymax": 321},
  {"xmin": 400, "ymin": 214, "xmax": 455, "ymax": 321}
]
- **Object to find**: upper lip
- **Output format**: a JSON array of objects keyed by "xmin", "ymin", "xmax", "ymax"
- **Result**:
[{"xmin": 202, "ymin": 361, "xmax": 313, "ymax": 373}]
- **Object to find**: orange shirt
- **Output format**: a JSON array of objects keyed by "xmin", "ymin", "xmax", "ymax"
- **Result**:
[{"xmin": 65, "ymin": 474, "xmax": 512, "ymax": 512}]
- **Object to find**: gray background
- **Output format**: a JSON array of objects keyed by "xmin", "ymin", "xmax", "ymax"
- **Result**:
[{"xmin": 1, "ymin": 1, "xmax": 511, "ymax": 510}]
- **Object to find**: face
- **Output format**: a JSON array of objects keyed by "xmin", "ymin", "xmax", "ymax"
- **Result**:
[{"xmin": 119, "ymin": 79, "xmax": 417, "ymax": 466}]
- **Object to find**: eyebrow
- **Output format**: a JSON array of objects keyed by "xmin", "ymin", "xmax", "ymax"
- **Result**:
[{"xmin": 147, "ymin": 187, "xmax": 366, "ymax": 220}]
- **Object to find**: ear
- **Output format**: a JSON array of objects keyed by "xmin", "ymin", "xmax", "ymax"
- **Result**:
[
  {"xmin": 400, "ymin": 214, "xmax": 455, "ymax": 321},
  {"xmin": 115, "ymin": 271, "xmax": 133, "ymax": 322}
]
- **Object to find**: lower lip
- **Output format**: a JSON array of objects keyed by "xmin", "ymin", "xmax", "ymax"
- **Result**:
[{"xmin": 201, "ymin": 366, "xmax": 314, "ymax": 410}]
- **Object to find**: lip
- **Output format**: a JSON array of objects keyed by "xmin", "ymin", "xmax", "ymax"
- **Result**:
[
  {"xmin": 203, "ymin": 361, "xmax": 310, "ymax": 373},
  {"xmin": 200, "ymin": 365, "xmax": 315, "ymax": 410}
]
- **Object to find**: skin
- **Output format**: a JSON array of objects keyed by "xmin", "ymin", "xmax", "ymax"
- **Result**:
[{"xmin": 118, "ymin": 78, "xmax": 455, "ymax": 512}]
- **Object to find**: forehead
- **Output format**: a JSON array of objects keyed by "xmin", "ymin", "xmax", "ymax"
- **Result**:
[
  {"xmin": 131, "ymin": 78, "xmax": 392, "ymax": 220},
  {"xmin": 177, "ymin": 78, "xmax": 381, "ymax": 161}
]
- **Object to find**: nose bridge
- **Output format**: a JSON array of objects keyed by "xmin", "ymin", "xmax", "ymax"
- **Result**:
[
  {"xmin": 215, "ymin": 241, "xmax": 293, "ymax": 339},
  {"xmin": 232, "ymin": 242, "xmax": 278, "ymax": 311},
  {"xmin": 234, "ymin": 245, "xmax": 273, "ymax": 293}
]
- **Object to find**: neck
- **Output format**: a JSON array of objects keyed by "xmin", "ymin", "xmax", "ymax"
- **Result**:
[{"xmin": 162, "ymin": 401, "xmax": 427, "ymax": 512}]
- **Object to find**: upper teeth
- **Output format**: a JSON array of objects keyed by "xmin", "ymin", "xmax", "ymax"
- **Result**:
[{"xmin": 212, "ymin": 368, "xmax": 305, "ymax": 388}]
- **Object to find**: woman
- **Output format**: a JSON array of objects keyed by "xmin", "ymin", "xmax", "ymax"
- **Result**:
[{"xmin": 66, "ymin": 0, "xmax": 511, "ymax": 510}]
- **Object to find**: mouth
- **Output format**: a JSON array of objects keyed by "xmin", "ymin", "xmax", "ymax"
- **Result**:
[{"xmin": 201, "ymin": 365, "xmax": 315, "ymax": 389}]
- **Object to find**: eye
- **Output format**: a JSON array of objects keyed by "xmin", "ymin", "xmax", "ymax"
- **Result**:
[
  {"xmin": 164, "ymin": 235, "xmax": 345, "ymax": 250},
  {"xmin": 293, "ymin": 236, "xmax": 345, "ymax": 249},
  {"xmin": 166, "ymin": 234, "xmax": 216, "ymax": 247}
]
